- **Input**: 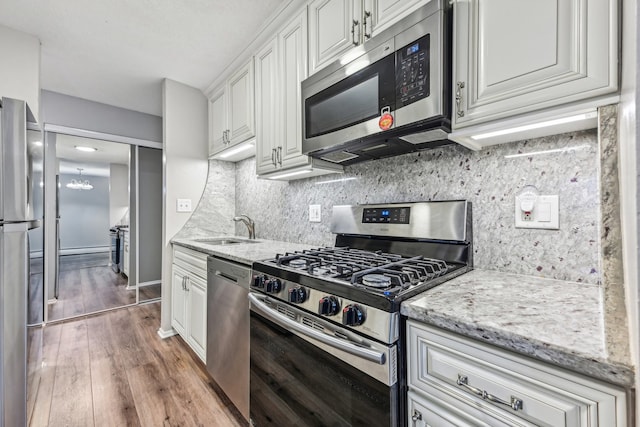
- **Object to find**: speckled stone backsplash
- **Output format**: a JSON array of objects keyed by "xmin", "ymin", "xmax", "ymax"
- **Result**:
[{"xmin": 234, "ymin": 130, "xmax": 601, "ymax": 284}]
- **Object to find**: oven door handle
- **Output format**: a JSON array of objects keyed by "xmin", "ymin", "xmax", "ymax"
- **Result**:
[{"xmin": 249, "ymin": 293, "xmax": 386, "ymax": 365}]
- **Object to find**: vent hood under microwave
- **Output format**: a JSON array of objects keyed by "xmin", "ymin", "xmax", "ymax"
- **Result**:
[{"xmin": 301, "ymin": 0, "xmax": 452, "ymax": 166}]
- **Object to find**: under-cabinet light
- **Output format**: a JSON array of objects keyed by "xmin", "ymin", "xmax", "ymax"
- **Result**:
[
  {"xmin": 315, "ymin": 177, "xmax": 358, "ymax": 185},
  {"xmin": 470, "ymin": 112, "xmax": 598, "ymax": 141},
  {"xmin": 219, "ymin": 143, "xmax": 253, "ymax": 159},
  {"xmin": 504, "ymin": 144, "xmax": 590, "ymax": 159},
  {"xmin": 268, "ymin": 169, "xmax": 312, "ymax": 180}
]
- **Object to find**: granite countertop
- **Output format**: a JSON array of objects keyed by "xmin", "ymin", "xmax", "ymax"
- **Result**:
[
  {"xmin": 171, "ymin": 236, "xmax": 317, "ymax": 266},
  {"xmin": 401, "ymin": 269, "xmax": 634, "ymax": 387}
]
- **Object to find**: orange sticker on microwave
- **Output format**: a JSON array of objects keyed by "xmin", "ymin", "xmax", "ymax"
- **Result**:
[{"xmin": 379, "ymin": 113, "xmax": 394, "ymax": 130}]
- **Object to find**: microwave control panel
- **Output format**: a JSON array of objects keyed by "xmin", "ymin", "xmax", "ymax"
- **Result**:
[
  {"xmin": 362, "ymin": 207, "xmax": 411, "ymax": 224},
  {"xmin": 396, "ymin": 34, "xmax": 430, "ymax": 108}
]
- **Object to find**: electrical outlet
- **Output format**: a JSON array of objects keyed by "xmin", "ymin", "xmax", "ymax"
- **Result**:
[
  {"xmin": 177, "ymin": 198, "xmax": 192, "ymax": 212},
  {"xmin": 309, "ymin": 204, "xmax": 321, "ymax": 222},
  {"xmin": 515, "ymin": 195, "xmax": 559, "ymax": 229}
]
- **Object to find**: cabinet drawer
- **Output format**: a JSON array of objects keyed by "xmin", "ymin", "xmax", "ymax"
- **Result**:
[
  {"xmin": 173, "ymin": 245, "xmax": 208, "ymax": 280},
  {"xmin": 407, "ymin": 321, "xmax": 627, "ymax": 427},
  {"xmin": 408, "ymin": 388, "xmax": 526, "ymax": 427}
]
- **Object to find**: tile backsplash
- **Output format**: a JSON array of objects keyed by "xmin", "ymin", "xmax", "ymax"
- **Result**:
[{"xmin": 234, "ymin": 130, "xmax": 601, "ymax": 284}]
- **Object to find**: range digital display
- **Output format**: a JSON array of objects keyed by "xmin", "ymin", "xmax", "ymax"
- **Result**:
[{"xmin": 362, "ymin": 207, "xmax": 410, "ymax": 224}]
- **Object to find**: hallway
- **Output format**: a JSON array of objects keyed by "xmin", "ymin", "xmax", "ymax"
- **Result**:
[{"xmin": 29, "ymin": 302, "xmax": 245, "ymax": 427}]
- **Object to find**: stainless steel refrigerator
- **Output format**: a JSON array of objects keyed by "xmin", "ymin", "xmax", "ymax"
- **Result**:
[{"xmin": 0, "ymin": 97, "xmax": 43, "ymax": 427}]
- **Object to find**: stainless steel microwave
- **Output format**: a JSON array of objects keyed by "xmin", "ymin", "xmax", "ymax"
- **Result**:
[{"xmin": 301, "ymin": 0, "xmax": 451, "ymax": 165}]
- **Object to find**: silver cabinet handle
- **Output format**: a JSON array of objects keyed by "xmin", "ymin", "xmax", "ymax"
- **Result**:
[
  {"xmin": 249, "ymin": 293, "xmax": 386, "ymax": 364},
  {"xmin": 271, "ymin": 148, "xmax": 277, "ymax": 166},
  {"xmin": 185, "ymin": 276, "xmax": 190, "ymax": 292},
  {"xmin": 363, "ymin": 10, "xmax": 372, "ymax": 40},
  {"xmin": 181, "ymin": 276, "xmax": 186, "ymax": 291},
  {"xmin": 456, "ymin": 374, "xmax": 523, "ymax": 411},
  {"xmin": 411, "ymin": 409, "xmax": 422, "ymax": 426},
  {"xmin": 455, "ymin": 81, "xmax": 465, "ymax": 118},
  {"xmin": 277, "ymin": 146, "xmax": 282, "ymax": 166},
  {"xmin": 222, "ymin": 130, "xmax": 227, "ymax": 144},
  {"xmin": 351, "ymin": 19, "xmax": 360, "ymax": 46}
]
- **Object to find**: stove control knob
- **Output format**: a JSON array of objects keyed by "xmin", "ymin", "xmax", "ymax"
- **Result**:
[
  {"xmin": 252, "ymin": 275, "xmax": 267, "ymax": 288},
  {"xmin": 318, "ymin": 296, "xmax": 340, "ymax": 316},
  {"xmin": 288, "ymin": 287, "xmax": 307, "ymax": 304},
  {"xmin": 266, "ymin": 278, "xmax": 282, "ymax": 294},
  {"xmin": 342, "ymin": 304, "xmax": 366, "ymax": 326}
]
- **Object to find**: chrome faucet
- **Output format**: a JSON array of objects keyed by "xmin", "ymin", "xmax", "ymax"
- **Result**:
[{"xmin": 233, "ymin": 215, "xmax": 256, "ymax": 239}]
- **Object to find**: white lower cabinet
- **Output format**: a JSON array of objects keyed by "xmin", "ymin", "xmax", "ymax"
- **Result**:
[
  {"xmin": 171, "ymin": 246, "xmax": 208, "ymax": 363},
  {"xmin": 407, "ymin": 321, "xmax": 627, "ymax": 427}
]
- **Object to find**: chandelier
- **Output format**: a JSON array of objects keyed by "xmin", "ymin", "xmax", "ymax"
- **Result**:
[{"xmin": 66, "ymin": 168, "xmax": 94, "ymax": 190}]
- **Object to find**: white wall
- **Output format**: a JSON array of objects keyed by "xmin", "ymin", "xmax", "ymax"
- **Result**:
[
  {"xmin": 109, "ymin": 163, "xmax": 129, "ymax": 226},
  {"xmin": 159, "ymin": 79, "xmax": 208, "ymax": 335},
  {"xmin": 41, "ymin": 90, "xmax": 162, "ymax": 142},
  {"xmin": 59, "ymin": 173, "xmax": 110, "ymax": 252},
  {"xmin": 0, "ymin": 24, "xmax": 40, "ymax": 122}
]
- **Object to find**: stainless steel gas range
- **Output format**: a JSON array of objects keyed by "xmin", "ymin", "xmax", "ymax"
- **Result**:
[{"xmin": 249, "ymin": 201, "xmax": 472, "ymax": 426}]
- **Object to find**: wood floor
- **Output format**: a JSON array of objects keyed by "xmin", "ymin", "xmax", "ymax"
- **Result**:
[
  {"xmin": 29, "ymin": 301, "xmax": 246, "ymax": 427},
  {"xmin": 49, "ymin": 253, "xmax": 136, "ymax": 321}
]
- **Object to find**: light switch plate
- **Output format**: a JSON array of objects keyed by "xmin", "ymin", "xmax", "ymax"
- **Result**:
[
  {"xmin": 309, "ymin": 204, "xmax": 321, "ymax": 222},
  {"xmin": 515, "ymin": 195, "xmax": 559, "ymax": 229},
  {"xmin": 177, "ymin": 198, "xmax": 192, "ymax": 212}
]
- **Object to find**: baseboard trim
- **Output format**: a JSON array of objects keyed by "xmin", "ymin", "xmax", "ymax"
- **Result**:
[
  {"xmin": 139, "ymin": 280, "xmax": 161, "ymax": 288},
  {"xmin": 157, "ymin": 327, "xmax": 177, "ymax": 339},
  {"xmin": 59, "ymin": 246, "xmax": 111, "ymax": 256}
]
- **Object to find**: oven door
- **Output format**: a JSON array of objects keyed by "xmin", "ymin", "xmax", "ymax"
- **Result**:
[{"xmin": 249, "ymin": 293, "xmax": 399, "ymax": 427}]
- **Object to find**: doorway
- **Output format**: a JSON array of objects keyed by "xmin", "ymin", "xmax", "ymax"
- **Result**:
[
  {"xmin": 48, "ymin": 135, "xmax": 134, "ymax": 321},
  {"xmin": 44, "ymin": 130, "xmax": 163, "ymax": 323}
]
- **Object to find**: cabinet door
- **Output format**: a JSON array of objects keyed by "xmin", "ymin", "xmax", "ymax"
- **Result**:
[
  {"xmin": 227, "ymin": 58, "xmax": 255, "ymax": 145},
  {"xmin": 255, "ymin": 38, "xmax": 279, "ymax": 175},
  {"xmin": 186, "ymin": 274, "xmax": 207, "ymax": 363},
  {"xmin": 453, "ymin": 0, "xmax": 617, "ymax": 128},
  {"xmin": 369, "ymin": 0, "xmax": 429, "ymax": 37},
  {"xmin": 279, "ymin": 9, "xmax": 311, "ymax": 169},
  {"xmin": 309, "ymin": 0, "xmax": 359, "ymax": 74},
  {"xmin": 171, "ymin": 265, "xmax": 187, "ymax": 337},
  {"xmin": 208, "ymin": 89, "xmax": 226, "ymax": 156}
]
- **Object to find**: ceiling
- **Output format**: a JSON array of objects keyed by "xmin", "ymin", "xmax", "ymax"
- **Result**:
[
  {"xmin": 57, "ymin": 134, "xmax": 130, "ymax": 176},
  {"xmin": 0, "ymin": 0, "xmax": 285, "ymax": 116}
]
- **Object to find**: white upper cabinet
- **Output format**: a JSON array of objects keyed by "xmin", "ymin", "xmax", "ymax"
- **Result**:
[
  {"xmin": 308, "ymin": 0, "xmax": 359, "ymax": 75},
  {"xmin": 255, "ymin": 38, "xmax": 280, "ymax": 174},
  {"xmin": 227, "ymin": 59, "xmax": 255, "ymax": 145},
  {"xmin": 208, "ymin": 58, "xmax": 256, "ymax": 159},
  {"xmin": 452, "ymin": 0, "xmax": 618, "ymax": 130},
  {"xmin": 255, "ymin": 8, "xmax": 343, "ymax": 179},
  {"xmin": 369, "ymin": 0, "xmax": 431, "ymax": 36},
  {"xmin": 208, "ymin": 90, "xmax": 226, "ymax": 155},
  {"xmin": 278, "ymin": 10, "xmax": 310, "ymax": 169},
  {"xmin": 308, "ymin": 0, "xmax": 430, "ymax": 75}
]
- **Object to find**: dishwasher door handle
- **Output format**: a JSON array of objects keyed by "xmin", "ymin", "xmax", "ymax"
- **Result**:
[
  {"xmin": 249, "ymin": 293, "xmax": 386, "ymax": 365},
  {"xmin": 215, "ymin": 270, "xmax": 239, "ymax": 283}
]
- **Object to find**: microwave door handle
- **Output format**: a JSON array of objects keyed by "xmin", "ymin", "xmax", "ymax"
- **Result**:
[{"xmin": 249, "ymin": 293, "xmax": 385, "ymax": 365}]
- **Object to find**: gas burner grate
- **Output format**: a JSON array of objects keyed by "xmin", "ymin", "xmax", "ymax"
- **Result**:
[{"xmin": 273, "ymin": 247, "xmax": 457, "ymax": 291}]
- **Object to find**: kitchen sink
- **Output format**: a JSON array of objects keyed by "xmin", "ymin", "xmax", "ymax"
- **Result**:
[{"xmin": 195, "ymin": 237, "xmax": 260, "ymax": 245}]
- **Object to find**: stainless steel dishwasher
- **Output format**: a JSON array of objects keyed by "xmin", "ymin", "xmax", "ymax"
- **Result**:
[{"xmin": 206, "ymin": 256, "xmax": 251, "ymax": 421}]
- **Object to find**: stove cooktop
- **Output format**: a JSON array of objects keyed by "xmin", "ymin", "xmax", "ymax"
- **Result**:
[{"xmin": 253, "ymin": 246, "xmax": 468, "ymax": 312}]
